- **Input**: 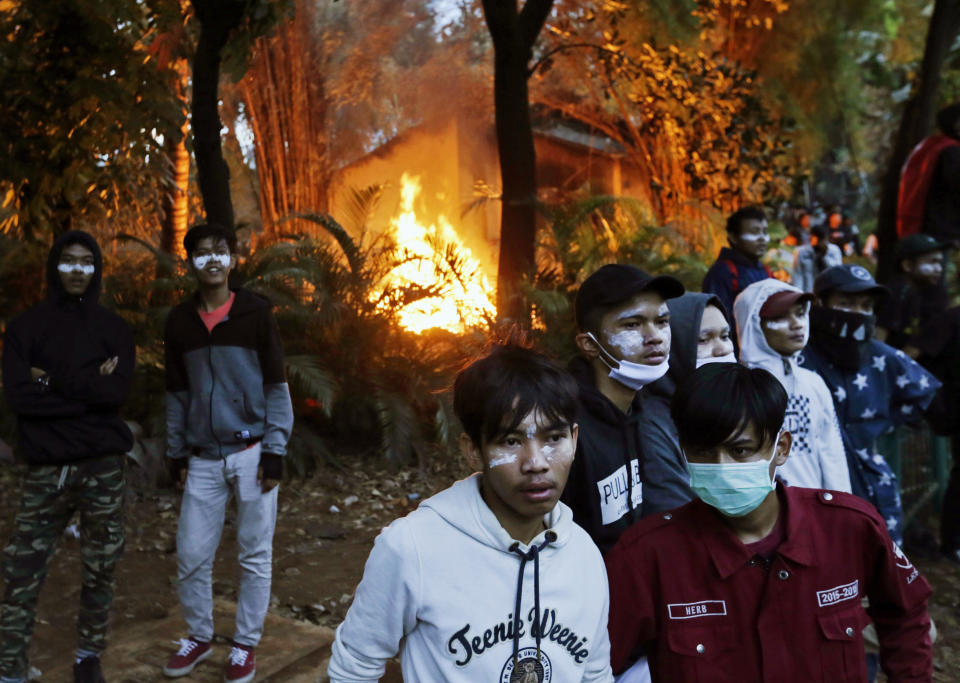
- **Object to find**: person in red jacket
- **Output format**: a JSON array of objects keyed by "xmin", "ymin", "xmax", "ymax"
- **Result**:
[
  {"xmin": 605, "ymin": 362, "xmax": 932, "ymax": 683},
  {"xmin": 897, "ymin": 103, "xmax": 960, "ymax": 241}
]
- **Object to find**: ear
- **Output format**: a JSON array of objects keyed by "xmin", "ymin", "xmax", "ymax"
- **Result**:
[
  {"xmin": 773, "ymin": 431, "xmax": 792, "ymax": 467},
  {"xmin": 900, "ymin": 259, "xmax": 914, "ymax": 274},
  {"xmin": 459, "ymin": 432, "xmax": 482, "ymax": 469},
  {"xmin": 569, "ymin": 422, "xmax": 579, "ymax": 455},
  {"xmin": 230, "ymin": 253, "xmax": 238, "ymax": 270},
  {"xmin": 575, "ymin": 332, "xmax": 600, "ymax": 358}
]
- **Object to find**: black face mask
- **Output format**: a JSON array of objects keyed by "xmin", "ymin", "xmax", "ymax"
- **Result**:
[{"xmin": 809, "ymin": 306, "xmax": 875, "ymax": 370}]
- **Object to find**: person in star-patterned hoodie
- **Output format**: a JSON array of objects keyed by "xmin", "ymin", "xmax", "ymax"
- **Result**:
[{"xmin": 799, "ymin": 265, "xmax": 941, "ymax": 546}]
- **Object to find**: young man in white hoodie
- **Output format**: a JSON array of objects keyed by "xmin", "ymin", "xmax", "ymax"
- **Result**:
[
  {"xmin": 733, "ymin": 279, "xmax": 851, "ymax": 492},
  {"xmin": 327, "ymin": 343, "xmax": 614, "ymax": 683}
]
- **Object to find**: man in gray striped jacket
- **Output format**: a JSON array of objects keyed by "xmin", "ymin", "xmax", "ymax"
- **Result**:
[{"xmin": 162, "ymin": 224, "xmax": 293, "ymax": 683}]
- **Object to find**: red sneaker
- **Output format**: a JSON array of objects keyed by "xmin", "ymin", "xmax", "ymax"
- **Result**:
[
  {"xmin": 163, "ymin": 637, "xmax": 212, "ymax": 677},
  {"xmin": 225, "ymin": 643, "xmax": 256, "ymax": 683}
]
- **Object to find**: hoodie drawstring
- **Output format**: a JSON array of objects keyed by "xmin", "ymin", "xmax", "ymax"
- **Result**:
[
  {"xmin": 621, "ymin": 426, "xmax": 638, "ymax": 521},
  {"xmin": 509, "ymin": 530, "xmax": 557, "ymax": 668}
]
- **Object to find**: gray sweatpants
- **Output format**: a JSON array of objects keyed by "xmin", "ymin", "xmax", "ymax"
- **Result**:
[{"xmin": 176, "ymin": 443, "xmax": 278, "ymax": 647}]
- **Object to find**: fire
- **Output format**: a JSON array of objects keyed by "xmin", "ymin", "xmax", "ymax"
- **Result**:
[{"xmin": 385, "ymin": 173, "xmax": 496, "ymax": 334}]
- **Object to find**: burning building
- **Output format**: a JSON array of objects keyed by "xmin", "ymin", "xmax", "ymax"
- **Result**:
[{"xmin": 329, "ymin": 114, "xmax": 653, "ymax": 333}]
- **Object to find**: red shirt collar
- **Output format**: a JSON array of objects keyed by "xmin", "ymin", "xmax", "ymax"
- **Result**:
[{"xmin": 687, "ymin": 484, "xmax": 817, "ymax": 579}]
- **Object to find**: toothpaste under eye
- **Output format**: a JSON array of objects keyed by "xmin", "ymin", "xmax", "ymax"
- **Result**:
[
  {"xmin": 488, "ymin": 450, "xmax": 518, "ymax": 468},
  {"xmin": 57, "ymin": 263, "xmax": 95, "ymax": 275},
  {"xmin": 762, "ymin": 318, "xmax": 794, "ymax": 331},
  {"xmin": 916, "ymin": 263, "xmax": 941, "ymax": 276},
  {"xmin": 192, "ymin": 253, "xmax": 231, "ymax": 270}
]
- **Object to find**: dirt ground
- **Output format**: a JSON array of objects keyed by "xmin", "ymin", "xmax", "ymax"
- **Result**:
[{"xmin": 1, "ymin": 459, "xmax": 959, "ymax": 681}]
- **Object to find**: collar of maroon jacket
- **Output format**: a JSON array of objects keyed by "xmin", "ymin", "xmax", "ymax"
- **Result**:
[{"xmin": 687, "ymin": 484, "xmax": 818, "ymax": 579}]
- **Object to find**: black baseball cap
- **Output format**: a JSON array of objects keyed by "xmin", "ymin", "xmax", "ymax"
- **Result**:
[
  {"xmin": 574, "ymin": 264, "xmax": 685, "ymax": 329},
  {"xmin": 814, "ymin": 264, "xmax": 889, "ymax": 298},
  {"xmin": 896, "ymin": 234, "xmax": 952, "ymax": 261}
]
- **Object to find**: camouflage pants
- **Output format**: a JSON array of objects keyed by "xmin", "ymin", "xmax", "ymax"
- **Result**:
[{"xmin": 0, "ymin": 455, "xmax": 124, "ymax": 678}]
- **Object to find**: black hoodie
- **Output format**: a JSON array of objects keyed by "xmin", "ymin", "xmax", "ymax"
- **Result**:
[
  {"xmin": 636, "ymin": 293, "xmax": 732, "ymax": 515},
  {"xmin": 562, "ymin": 357, "xmax": 693, "ymax": 554},
  {"xmin": 2, "ymin": 231, "xmax": 134, "ymax": 464}
]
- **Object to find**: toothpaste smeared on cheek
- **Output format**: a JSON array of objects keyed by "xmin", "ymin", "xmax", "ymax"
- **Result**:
[
  {"xmin": 762, "ymin": 318, "xmax": 793, "ymax": 332},
  {"xmin": 607, "ymin": 330, "xmax": 646, "ymax": 356},
  {"xmin": 192, "ymin": 253, "xmax": 231, "ymax": 270},
  {"xmin": 57, "ymin": 263, "xmax": 95, "ymax": 275},
  {"xmin": 540, "ymin": 442, "xmax": 574, "ymax": 463},
  {"xmin": 916, "ymin": 263, "xmax": 942, "ymax": 276},
  {"xmin": 488, "ymin": 449, "xmax": 518, "ymax": 468}
]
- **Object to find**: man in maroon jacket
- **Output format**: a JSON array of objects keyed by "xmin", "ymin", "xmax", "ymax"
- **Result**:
[{"xmin": 605, "ymin": 362, "xmax": 932, "ymax": 682}]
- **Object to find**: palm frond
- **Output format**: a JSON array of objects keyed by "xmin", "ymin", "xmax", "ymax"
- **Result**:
[
  {"xmin": 342, "ymin": 184, "xmax": 385, "ymax": 237},
  {"xmin": 284, "ymin": 213, "xmax": 364, "ymax": 276},
  {"xmin": 114, "ymin": 233, "xmax": 179, "ymax": 272},
  {"xmin": 285, "ymin": 355, "xmax": 339, "ymax": 417},
  {"xmin": 374, "ymin": 389, "xmax": 421, "ymax": 464},
  {"xmin": 287, "ymin": 423, "xmax": 340, "ymax": 473}
]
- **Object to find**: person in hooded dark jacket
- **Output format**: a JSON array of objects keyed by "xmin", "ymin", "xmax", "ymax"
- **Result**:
[
  {"xmin": 875, "ymin": 234, "xmax": 951, "ymax": 361},
  {"xmin": 561, "ymin": 264, "xmax": 684, "ymax": 555},
  {"xmin": 800, "ymin": 265, "xmax": 941, "ymax": 547},
  {"xmin": 0, "ymin": 231, "xmax": 134, "ymax": 683},
  {"xmin": 637, "ymin": 293, "xmax": 737, "ymax": 515},
  {"xmin": 701, "ymin": 207, "xmax": 774, "ymax": 319}
]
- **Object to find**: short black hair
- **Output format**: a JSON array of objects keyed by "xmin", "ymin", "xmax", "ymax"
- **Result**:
[
  {"xmin": 936, "ymin": 103, "xmax": 960, "ymax": 136},
  {"xmin": 183, "ymin": 223, "xmax": 237, "ymax": 256},
  {"xmin": 726, "ymin": 207, "xmax": 767, "ymax": 235},
  {"xmin": 671, "ymin": 363, "xmax": 786, "ymax": 453},
  {"xmin": 453, "ymin": 342, "xmax": 578, "ymax": 448}
]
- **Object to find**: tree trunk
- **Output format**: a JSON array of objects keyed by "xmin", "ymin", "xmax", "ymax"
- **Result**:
[
  {"xmin": 876, "ymin": 0, "xmax": 960, "ymax": 280},
  {"xmin": 190, "ymin": 0, "xmax": 245, "ymax": 229},
  {"xmin": 481, "ymin": 0, "xmax": 555, "ymax": 325},
  {"xmin": 159, "ymin": 58, "xmax": 191, "ymax": 264}
]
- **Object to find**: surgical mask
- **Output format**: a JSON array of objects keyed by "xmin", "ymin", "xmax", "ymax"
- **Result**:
[
  {"xmin": 687, "ymin": 432, "xmax": 781, "ymax": 517},
  {"xmin": 696, "ymin": 352, "xmax": 737, "ymax": 368},
  {"xmin": 586, "ymin": 332, "xmax": 669, "ymax": 391},
  {"xmin": 192, "ymin": 253, "xmax": 231, "ymax": 270},
  {"xmin": 57, "ymin": 263, "xmax": 95, "ymax": 275}
]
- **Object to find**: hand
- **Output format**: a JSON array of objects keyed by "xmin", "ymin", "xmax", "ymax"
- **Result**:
[
  {"xmin": 170, "ymin": 458, "xmax": 189, "ymax": 492},
  {"xmin": 100, "ymin": 356, "xmax": 119, "ymax": 375},
  {"xmin": 258, "ymin": 465, "xmax": 280, "ymax": 493},
  {"xmin": 30, "ymin": 367, "xmax": 47, "ymax": 380}
]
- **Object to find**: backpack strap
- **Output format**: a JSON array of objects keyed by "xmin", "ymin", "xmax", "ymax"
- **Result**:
[{"xmin": 723, "ymin": 259, "xmax": 739, "ymax": 293}]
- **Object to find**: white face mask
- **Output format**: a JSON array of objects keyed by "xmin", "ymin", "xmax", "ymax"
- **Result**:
[
  {"xmin": 57, "ymin": 263, "xmax": 95, "ymax": 275},
  {"xmin": 192, "ymin": 253, "xmax": 231, "ymax": 270},
  {"xmin": 696, "ymin": 352, "xmax": 738, "ymax": 368},
  {"xmin": 587, "ymin": 332, "xmax": 670, "ymax": 391}
]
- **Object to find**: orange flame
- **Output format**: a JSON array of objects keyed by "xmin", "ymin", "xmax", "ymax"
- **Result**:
[{"xmin": 385, "ymin": 174, "xmax": 496, "ymax": 334}]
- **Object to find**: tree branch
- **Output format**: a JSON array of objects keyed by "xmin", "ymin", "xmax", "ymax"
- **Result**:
[{"xmin": 528, "ymin": 41, "xmax": 619, "ymax": 77}]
